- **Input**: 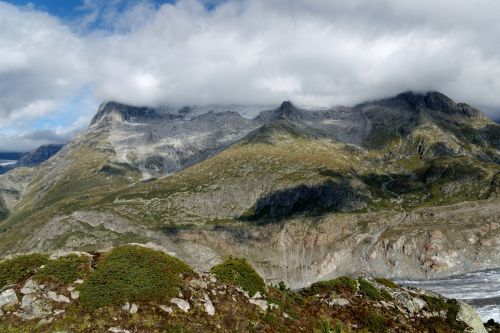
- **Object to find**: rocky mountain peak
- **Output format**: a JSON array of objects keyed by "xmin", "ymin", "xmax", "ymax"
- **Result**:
[
  {"xmin": 17, "ymin": 144, "xmax": 64, "ymax": 168},
  {"xmin": 90, "ymin": 102, "xmax": 170, "ymax": 126},
  {"xmin": 392, "ymin": 91, "xmax": 481, "ymax": 118}
]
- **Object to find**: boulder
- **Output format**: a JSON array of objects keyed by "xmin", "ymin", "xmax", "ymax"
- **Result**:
[
  {"xmin": 16, "ymin": 295, "xmax": 52, "ymax": 320},
  {"xmin": 457, "ymin": 301, "xmax": 487, "ymax": 333},
  {"xmin": 0, "ymin": 289, "xmax": 19, "ymax": 309}
]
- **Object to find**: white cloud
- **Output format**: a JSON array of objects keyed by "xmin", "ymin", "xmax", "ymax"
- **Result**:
[{"xmin": 1, "ymin": 0, "xmax": 500, "ymax": 144}]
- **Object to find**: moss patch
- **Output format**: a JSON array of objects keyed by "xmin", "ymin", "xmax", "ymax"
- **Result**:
[
  {"xmin": 210, "ymin": 257, "xmax": 266, "ymax": 296},
  {"xmin": 358, "ymin": 278, "xmax": 384, "ymax": 301},
  {"xmin": 309, "ymin": 276, "xmax": 358, "ymax": 294},
  {"xmin": 79, "ymin": 245, "xmax": 192, "ymax": 309},
  {"xmin": 374, "ymin": 277, "xmax": 398, "ymax": 289},
  {"xmin": 0, "ymin": 253, "xmax": 49, "ymax": 288},
  {"xmin": 35, "ymin": 254, "xmax": 91, "ymax": 285}
]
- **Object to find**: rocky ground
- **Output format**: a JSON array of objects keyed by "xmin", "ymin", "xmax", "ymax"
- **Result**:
[{"xmin": 0, "ymin": 245, "xmax": 495, "ymax": 333}]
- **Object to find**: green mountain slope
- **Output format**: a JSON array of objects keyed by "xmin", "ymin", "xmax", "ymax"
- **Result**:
[{"xmin": 0, "ymin": 92, "xmax": 498, "ymax": 288}]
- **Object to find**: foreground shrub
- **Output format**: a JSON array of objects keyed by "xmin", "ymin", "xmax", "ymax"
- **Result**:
[
  {"xmin": 36, "ymin": 254, "xmax": 91, "ymax": 285},
  {"xmin": 0, "ymin": 253, "xmax": 49, "ymax": 288},
  {"xmin": 210, "ymin": 257, "xmax": 265, "ymax": 296},
  {"xmin": 374, "ymin": 277, "xmax": 398, "ymax": 289},
  {"xmin": 80, "ymin": 245, "xmax": 192, "ymax": 309},
  {"xmin": 364, "ymin": 310, "xmax": 388, "ymax": 333},
  {"xmin": 358, "ymin": 278, "xmax": 383, "ymax": 300},
  {"xmin": 310, "ymin": 276, "xmax": 357, "ymax": 294}
]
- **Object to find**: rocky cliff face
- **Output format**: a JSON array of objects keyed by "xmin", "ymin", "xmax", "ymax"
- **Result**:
[{"xmin": 0, "ymin": 91, "xmax": 498, "ymax": 292}]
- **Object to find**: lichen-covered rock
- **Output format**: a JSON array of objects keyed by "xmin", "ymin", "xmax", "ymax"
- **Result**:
[
  {"xmin": 457, "ymin": 301, "xmax": 488, "ymax": 333},
  {"xmin": 0, "ymin": 289, "xmax": 18, "ymax": 309},
  {"xmin": 21, "ymin": 279, "xmax": 39, "ymax": 295}
]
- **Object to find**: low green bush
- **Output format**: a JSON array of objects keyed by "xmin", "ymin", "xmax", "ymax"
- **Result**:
[
  {"xmin": 364, "ymin": 310, "xmax": 388, "ymax": 333},
  {"xmin": 36, "ymin": 254, "xmax": 91, "ymax": 285},
  {"xmin": 420, "ymin": 294, "xmax": 448, "ymax": 312},
  {"xmin": 0, "ymin": 253, "xmax": 49, "ymax": 288},
  {"xmin": 310, "ymin": 276, "xmax": 357, "ymax": 294},
  {"xmin": 210, "ymin": 257, "xmax": 265, "ymax": 296},
  {"xmin": 358, "ymin": 278, "xmax": 383, "ymax": 300},
  {"xmin": 374, "ymin": 277, "xmax": 398, "ymax": 289},
  {"xmin": 79, "ymin": 245, "xmax": 192, "ymax": 309}
]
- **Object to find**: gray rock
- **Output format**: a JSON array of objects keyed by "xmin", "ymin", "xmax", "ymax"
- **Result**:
[
  {"xmin": 0, "ymin": 289, "xmax": 18, "ymax": 309},
  {"xmin": 457, "ymin": 301, "xmax": 487, "ymax": 333},
  {"xmin": 327, "ymin": 297, "xmax": 350, "ymax": 307},
  {"xmin": 203, "ymin": 295, "xmax": 215, "ymax": 316},
  {"xmin": 47, "ymin": 291, "xmax": 70, "ymax": 303},
  {"xmin": 171, "ymin": 298, "xmax": 190, "ymax": 312},
  {"xmin": 16, "ymin": 296, "xmax": 52, "ymax": 320},
  {"xmin": 21, "ymin": 279, "xmax": 39, "ymax": 295},
  {"xmin": 392, "ymin": 291, "xmax": 426, "ymax": 314},
  {"xmin": 249, "ymin": 298, "xmax": 269, "ymax": 311}
]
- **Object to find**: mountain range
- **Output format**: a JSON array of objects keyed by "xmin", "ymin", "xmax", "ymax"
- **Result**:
[{"xmin": 0, "ymin": 91, "xmax": 498, "ymax": 288}]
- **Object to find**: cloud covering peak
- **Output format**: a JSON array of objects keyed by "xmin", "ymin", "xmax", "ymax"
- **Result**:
[{"xmin": 1, "ymin": 0, "xmax": 500, "ymax": 150}]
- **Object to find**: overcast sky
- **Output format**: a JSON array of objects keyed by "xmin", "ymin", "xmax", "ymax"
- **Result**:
[{"xmin": 1, "ymin": 0, "xmax": 500, "ymax": 152}]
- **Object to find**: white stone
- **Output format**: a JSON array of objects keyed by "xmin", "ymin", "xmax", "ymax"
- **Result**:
[
  {"xmin": 109, "ymin": 328, "xmax": 131, "ymax": 333},
  {"xmin": 122, "ymin": 302, "xmax": 130, "ymax": 312},
  {"xmin": 47, "ymin": 291, "xmax": 58, "ymax": 302},
  {"xmin": 171, "ymin": 298, "xmax": 190, "ymax": 312},
  {"xmin": 249, "ymin": 299, "xmax": 269, "ymax": 311},
  {"xmin": 0, "ymin": 289, "xmax": 19, "ymax": 308},
  {"xmin": 252, "ymin": 291, "xmax": 262, "ymax": 299},
  {"xmin": 47, "ymin": 292, "xmax": 70, "ymax": 303},
  {"xmin": 21, "ymin": 279, "xmax": 38, "ymax": 295},
  {"xmin": 160, "ymin": 305, "xmax": 173, "ymax": 314},
  {"xmin": 204, "ymin": 298, "xmax": 215, "ymax": 316},
  {"xmin": 129, "ymin": 303, "xmax": 138, "ymax": 314},
  {"xmin": 54, "ymin": 309, "xmax": 65, "ymax": 316},
  {"xmin": 58, "ymin": 295, "xmax": 70, "ymax": 303},
  {"xmin": 70, "ymin": 291, "xmax": 80, "ymax": 300},
  {"xmin": 73, "ymin": 279, "xmax": 84, "ymax": 284}
]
